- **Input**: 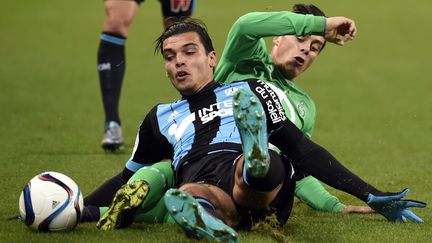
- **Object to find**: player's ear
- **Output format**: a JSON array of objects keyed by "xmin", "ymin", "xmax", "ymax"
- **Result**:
[
  {"xmin": 209, "ymin": 51, "xmax": 217, "ymax": 68},
  {"xmin": 273, "ymin": 36, "xmax": 281, "ymax": 46}
]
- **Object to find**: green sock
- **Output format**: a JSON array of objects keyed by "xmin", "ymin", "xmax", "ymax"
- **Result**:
[
  {"xmin": 127, "ymin": 162, "xmax": 174, "ymax": 211},
  {"xmin": 133, "ymin": 195, "xmax": 176, "ymax": 224},
  {"xmin": 134, "ymin": 196, "xmax": 168, "ymax": 223},
  {"xmin": 295, "ymin": 176, "xmax": 346, "ymax": 213}
]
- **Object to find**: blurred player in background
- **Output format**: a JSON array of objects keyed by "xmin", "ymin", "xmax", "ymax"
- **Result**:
[{"xmin": 98, "ymin": 0, "xmax": 195, "ymax": 151}]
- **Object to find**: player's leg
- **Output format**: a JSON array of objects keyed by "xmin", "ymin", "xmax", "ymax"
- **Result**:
[
  {"xmin": 97, "ymin": 162, "xmax": 174, "ymax": 230},
  {"xmin": 164, "ymin": 183, "xmax": 239, "ymax": 242},
  {"xmin": 232, "ymin": 88, "xmax": 285, "ymax": 209},
  {"xmin": 267, "ymin": 161, "xmax": 296, "ymax": 226},
  {"xmin": 133, "ymin": 195, "xmax": 170, "ymax": 223},
  {"xmin": 98, "ymin": 0, "xmax": 140, "ymax": 151},
  {"xmin": 233, "ymin": 88, "xmax": 270, "ymax": 178},
  {"xmin": 80, "ymin": 166, "xmax": 134, "ymax": 223},
  {"xmin": 232, "ymin": 152, "xmax": 285, "ymax": 209},
  {"xmin": 159, "ymin": 0, "xmax": 196, "ymax": 27}
]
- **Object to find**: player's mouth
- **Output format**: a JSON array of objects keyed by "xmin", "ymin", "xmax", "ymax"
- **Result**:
[
  {"xmin": 176, "ymin": 71, "xmax": 190, "ymax": 81},
  {"xmin": 294, "ymin": 56, "xmax": 305, "ymax": 66}
]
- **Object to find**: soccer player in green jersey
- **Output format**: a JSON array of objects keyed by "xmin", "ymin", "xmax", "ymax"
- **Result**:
[{"xmin": 214, "ymin": 4, "xmax": 372, "ymax": 214}]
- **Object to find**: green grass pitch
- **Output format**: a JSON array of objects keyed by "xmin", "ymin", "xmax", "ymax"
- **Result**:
[{"xmin": 1, "ymin": 0, "xmax": 431, "ymax": 242}]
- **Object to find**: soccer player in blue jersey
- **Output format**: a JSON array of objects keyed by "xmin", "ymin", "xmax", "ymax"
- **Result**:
[
  {"xmin": 98, "ymin": 0, "xmax": 195, "ymax": 151},
  {"xmin": 90, "ymin": 18, "xmax": 425, "ymax": 242}
]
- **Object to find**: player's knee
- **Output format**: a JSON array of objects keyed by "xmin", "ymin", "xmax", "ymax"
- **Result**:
[
  {"xmin": 103, "ymin": 17, "xmax": 131, "ymax": 36},
  {"xmin": 179, "ymin": 183, "xmax": 240, "ymax": 226},
  {"xmin": 179, "ymin": 183, "xmax": 230, "ymax": 210},
  {"xmin": 179, "ymin": 183, "xmax": 209, "ymax": 198},
  {"xmin": 103, "ymin": 2, "xmax": 138, "ymax": 35},
  {"xmin": 151, "ymin": 161, "xmax": 174, "ymax": 187}
]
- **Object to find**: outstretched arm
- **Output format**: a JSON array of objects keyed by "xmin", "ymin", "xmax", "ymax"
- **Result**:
[
  {"xmin": 270, "ymin": 111, "xmax": 425, "ymax": 222},
  {"xmin": 219, "ymin": 11, "xmax": 325, "ymax": 64},
  {"xmin": 218, "ymin": 12, "xmax": 357, "ymax": 66},
  {"xmin": 246, "ymin": 79, "xmax": 426, "ymax": 222}
]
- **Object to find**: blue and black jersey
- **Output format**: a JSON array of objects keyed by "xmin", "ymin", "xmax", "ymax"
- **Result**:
[
  {"xmin": 125, "ymin": 79, "xmax": 288, "ymax": 173},
  {"xmin": 126, "ymin": 78, "xmax": 378, "ymax": 203}
]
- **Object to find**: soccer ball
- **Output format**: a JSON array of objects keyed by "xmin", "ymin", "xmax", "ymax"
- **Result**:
[{"xmin": 18, "ymin": 171, "xmax": 83, "ymax": 231}]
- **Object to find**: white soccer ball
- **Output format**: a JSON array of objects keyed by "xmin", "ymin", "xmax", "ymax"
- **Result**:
[{"xmin": 18, "ymin": 171, "xmax": 83, "ymax": 231}]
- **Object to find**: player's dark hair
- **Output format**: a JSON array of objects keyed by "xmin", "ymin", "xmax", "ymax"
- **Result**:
[
  {"xmin": 293, "ymin": 3, "xmax": 327, "ymax": 51},
  {"xmin": 155, "ymin": 17, "xmax": 214, "ymax": 55},
  {"xmin": 293, "ymin": 3, "xmax": 326, "ymax": 17}
]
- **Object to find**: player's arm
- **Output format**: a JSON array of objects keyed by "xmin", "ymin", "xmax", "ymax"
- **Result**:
[
  {"xmin": 126, "ymin": 105, "xmax": 173, "ymax": 173},
  {"xmin": 247, "ymin": 80, "xmax": 425, "ymax": 222},
  {"xmin": 296, "ymin": 121, "xmax": 372, "ymax": 213},
  {"xmin": 219, "ymin": 12, "xmax": 325, "ymax": 64}
]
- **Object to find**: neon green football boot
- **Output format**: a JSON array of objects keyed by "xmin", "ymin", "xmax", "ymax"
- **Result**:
[{"xmin": 97, "ymin": 180, "xmax": 149, "ymax": 230}]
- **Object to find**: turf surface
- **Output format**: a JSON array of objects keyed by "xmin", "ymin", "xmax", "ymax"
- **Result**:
[{"xmin": 1, "ymin": 0, "xmax": 431, "ymax": 242}]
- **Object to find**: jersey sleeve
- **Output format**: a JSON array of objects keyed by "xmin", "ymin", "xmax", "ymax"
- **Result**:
[
  {"xmin": 216, "ymin": 11, "xmax": 325, "ymax": 80},
  {"xmin": 126, "ymin": 106, "xmax": 173, "ymax": 172}
]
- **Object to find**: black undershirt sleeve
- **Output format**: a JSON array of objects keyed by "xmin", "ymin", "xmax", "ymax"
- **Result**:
[{"xmin": 269, "ymin": 124, "xmax": 380, "ymax": 202}]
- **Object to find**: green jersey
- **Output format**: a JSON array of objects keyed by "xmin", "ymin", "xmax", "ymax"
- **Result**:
[
  {"xmin": 215, "ymin": 11, "xmax": 325, "ymax": 138},
  {"xmin": 215, "ymin": 12, "xmax": 346, "ymax": 213}
]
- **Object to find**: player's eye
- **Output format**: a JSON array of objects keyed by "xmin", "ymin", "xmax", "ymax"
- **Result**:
[
  {"xmin": 310, "ymin": 43, "xmax": 322, "ymax": 53},
  {"xmin": 185, "ymin": 50, "xmax": 196, "ymax": 55},
  {"xmin": 164, "ymin": 54, "xmax": 174, "ymax": 61},
  {"xmin": 310, "ymin": 46, "xmax": 318, "ymax": 53},
  {"xmin": 297, "ymin": 36, "xmax": 305, "ymax": 42}
]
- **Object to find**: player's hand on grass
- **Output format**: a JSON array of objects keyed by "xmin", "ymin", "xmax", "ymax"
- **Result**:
[
  {"xmin": 325, "ymin": 16, "xmax": 357, "ymax": 46},
  {"xmin": 341, "ymin": 205, "xmax": 374, "ymax": 214},
  {"xmin": 367, "ymin": 188, "xmax": 426, "ymax": 223}
]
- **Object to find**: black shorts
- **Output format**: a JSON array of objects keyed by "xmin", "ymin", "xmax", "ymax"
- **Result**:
[
  {"xmin": 178, "ymin": 150, "xmax": 296, "ymax": 230},
  {"xmin": 134, "ymin": 0, "xmax": 196, "ymax": 18},
  {"xmin": 176, "ymin": 152, "xmax": 239, "ymax": 195}
]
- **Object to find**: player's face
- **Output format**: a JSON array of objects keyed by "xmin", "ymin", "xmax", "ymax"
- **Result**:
[
  {"xmin": 271, "ymin": 35, "xmax": 325, "ymax": 80},
  {"xmin": 162, "ymin": 32, "xmax": 217, "ymax": 96}
]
